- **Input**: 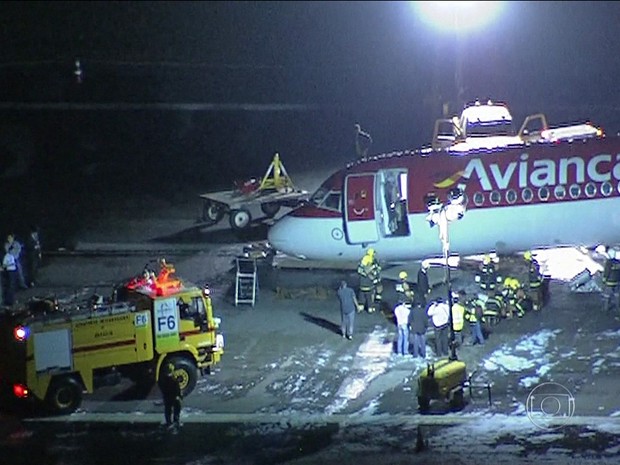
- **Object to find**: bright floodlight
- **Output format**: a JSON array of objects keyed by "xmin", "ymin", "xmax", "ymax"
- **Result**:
[{"xmin": 414, "ymin": 1, "xmax": 503, "ymax": 33}]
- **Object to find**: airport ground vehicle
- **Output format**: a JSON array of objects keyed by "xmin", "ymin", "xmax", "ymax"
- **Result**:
[
  {"xmin": 0, "ymin": 261, "xmax": 224, "ymax": 414},
  {"xmin": 199, "ymin": 152, "xmax": 309, "ymax": 230}
]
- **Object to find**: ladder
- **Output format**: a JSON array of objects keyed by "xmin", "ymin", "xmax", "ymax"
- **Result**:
[{"xmin": 235, "ymin": 258, "xmax": 258, "ymax": 306}]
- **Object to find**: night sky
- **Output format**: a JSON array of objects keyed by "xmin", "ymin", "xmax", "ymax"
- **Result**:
[{"xmin": 1, "ymin": 1, "xmax": 620, "ymax": 245}]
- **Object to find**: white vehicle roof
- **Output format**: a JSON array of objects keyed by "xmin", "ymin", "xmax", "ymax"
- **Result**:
[{"xmin": 461, "ymin": 103, "xmax": 513, "ymax": 126}]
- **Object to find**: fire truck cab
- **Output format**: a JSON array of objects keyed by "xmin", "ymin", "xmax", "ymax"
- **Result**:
[{"xmin": 0, "ymin": 261, "xmax": 224, "ymax": 415}]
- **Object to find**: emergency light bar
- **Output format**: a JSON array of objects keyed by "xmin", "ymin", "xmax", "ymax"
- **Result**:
[{"xmin": 13, "ymin": 325, "xmax": 28, "ymax": 342}]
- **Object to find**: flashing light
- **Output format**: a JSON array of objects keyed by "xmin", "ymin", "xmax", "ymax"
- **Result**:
[
  {"xmin": 13, "ymin": 326, "xmax": 28, "ymax": 342},
  {"xmin": 13, "ymin": 384, "xmax": 29, "ymax": 398}
]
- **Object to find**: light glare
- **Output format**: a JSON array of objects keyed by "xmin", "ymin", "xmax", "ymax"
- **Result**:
[{"xmin": 414, "ymin": 1, "xmax": 503, "ymax": 33}]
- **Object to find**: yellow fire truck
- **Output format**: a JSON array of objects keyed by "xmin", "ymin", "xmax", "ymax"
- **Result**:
[{"xmin": 0, "ymin": 261, "xmax": 224, "ymax": 415}]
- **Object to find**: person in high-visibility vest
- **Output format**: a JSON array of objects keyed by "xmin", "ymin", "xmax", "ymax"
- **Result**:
[
  {"xmin": 357, "ymin": 248, "xmax": 382, "ymax": 313},
  {"xmin": 395, "ymin": 271, "xmax": 414, "ymax": 307},
  {"xmin": 475, "ymin": 254, "xmax": 501, "ymax": 295},
  {"xmin": 515, "ymin": 287, "xmax": 533, "ymax": 317},
  {"xmin": 524, "ymin": 251, "xmax": 544, "ymax": 310},
  {"xmin": 464, "ymin": 296, "xmax": 485, "ymax": 346},
  {"xmin": 501, "ymin": 276, "xmax": 521, "ymax": 319},
  {"xmin": 451, "ymin": 290, "xmax": 466, "ymax": 347},
  {"xmin": 482, "ymin": 290, "xmax": 504, "ymax": 325}
]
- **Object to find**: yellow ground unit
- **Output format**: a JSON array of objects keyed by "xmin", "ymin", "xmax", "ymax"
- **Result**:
[
  {"xmin": 0, "ymin": 261, "xmax": 224, "ymax": 415},
  {"xmin": 417, "ymin": 359, "xmax": 467, "ymax": 413}
]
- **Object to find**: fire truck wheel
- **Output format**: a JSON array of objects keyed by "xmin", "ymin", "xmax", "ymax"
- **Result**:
[
  {"xmin": 166, "ymin": 357, "xmax": 198, "ymax": 397},
  {"xmin": 260, "ymin": 202, "xmax": 280, "ymax": 218},
  {"xmin": 203, "ymin": 201, "xmax": 224, "ymax": 224},
  {"xmin": 46, "ymin": 377, "xmax": 83, "ymax": 415},
  {"xmin": 229, "ymin": 209, "xmax": 251, "ymax": 230}
]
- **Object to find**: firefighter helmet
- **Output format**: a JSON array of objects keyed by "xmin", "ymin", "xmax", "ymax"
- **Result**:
[
  {"xmin": 366, "ymin": 248, "xmax": 375, "ymax": 257},
  {"xmin": 399, "ymin": 271, "xmax": 408, "ymax": 280},
  {"xmin": 524, "ymin": 251, "xmax": 532, "ymax": 261},
  {"xmin": 483, "ymin": 254, "xmax": 491, "ymax": 265}
]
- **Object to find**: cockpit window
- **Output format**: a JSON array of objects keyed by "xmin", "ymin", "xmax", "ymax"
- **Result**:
[
  {"xmin": 322, "ymin": 192, "xmax": 341, "ymax": 211},
  {"xmin": 309, "ymin": 188, "xmax": 341, "ymax": 212},
  {"xmin": 310, "ymin": 187, "xmax": 330, "ymax": 206}
]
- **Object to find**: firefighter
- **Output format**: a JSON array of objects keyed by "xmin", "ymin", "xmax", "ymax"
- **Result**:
[
  {"xmin": 602, "ymin": 248, "xmax": 620, "ymax": 313},
  {"xmin": 395, "ymin": 271, "xmax": 414, "ymax": 307},
  {"xmin": 357, "ymin": 249, "xmax": 381, "ymax": 313},
  {"xmin": 158, "ymin": 363, "xmax": 183, "ymax": 429},
  {"xmin": 524, "ymin": 251, "xmax": 544, "ymax": 310},
  {"xmin": 475, "ymin": 254, "xmax": 500, "ymax": 294},
  {"xmin": 515, "ymin": 286, "xmax": 533, "ymax": 317},
  {"xmin": 483, "ymin": 289, "xmax": 504, "ymax": 324},
  {"xmin": 501, "ymin": 276, "xmax": 521, "ymax": 319}
]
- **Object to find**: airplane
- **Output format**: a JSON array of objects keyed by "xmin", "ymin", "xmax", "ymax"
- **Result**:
[{"xmin": 267, "ymin": 100, "xmax": 620, "ymax": 264}]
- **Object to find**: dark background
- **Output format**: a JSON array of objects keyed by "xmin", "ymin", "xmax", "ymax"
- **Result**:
[{"xmin": 1, "ymin": 1, "xmax": 620, "ymax": 248}]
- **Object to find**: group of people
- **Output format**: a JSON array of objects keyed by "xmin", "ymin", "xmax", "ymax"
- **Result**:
[
  {"xmin": 1, "ymin": 227, "xmax": 42, "ymax": 307},
  {"xmin": 338, "ymin": 247, "xmax": 551, "ymax": 360}
]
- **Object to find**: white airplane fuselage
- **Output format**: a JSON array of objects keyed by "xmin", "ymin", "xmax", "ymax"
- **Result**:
[{"xmin": 268, "ymin": 135, "xmax": 620, "ymax": 262}]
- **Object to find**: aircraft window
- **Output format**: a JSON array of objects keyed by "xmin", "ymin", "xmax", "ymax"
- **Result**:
[
  {"xmin": 322, "ymin": 192, "xmax": 342, "ymax": 211},
  {"xmin": 490, "ymin": 191, "xmax": 501, "ymax": 205},
  {"xmin": 585, "ymin": 182, "xmax": 597, "ymax": 198},
  {"xmin": 467, "ymin": 120, "xmax": 514, "ymax": 137},
  {"xmin": 554, "ymin": 185, "xmax": 566, "ymax": 200},
  {"xmin": 522, "ymin": 188, "xmax": 534, "ymax": 203},
  {"xmin": 473, "ymin": 192, "xmax": 484, "ymax": 206},
  {"xmin": 309, "ymin": 187, "xmax": 329, "ymax": 206},
  {"xmin": 538, "ymin": 187, "xmax": 550, "ymax": 201},
  {"xmin": 569, "ymin": 184, "xmax": 581, "ymax": 199},
  {"xmin": 506, "ymin": 189, "xmax": 517, "ymax": 204},
  {"xmin": 601, "ymin": 181, "xmax": 613, "ymax": 197}
]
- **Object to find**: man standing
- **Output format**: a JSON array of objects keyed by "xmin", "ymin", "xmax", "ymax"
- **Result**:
[
  {"xmin": 2, "ymin": 249, "xmax": 18, "ymax": 306},
  {"xmin": 357, "ymin": 248, "xmax": 381, "ymax": 313},
  {"xmin": 24, "ymin": 226, "xmax": 42, "ymax": 288},
  {"xmin": 395, "ymin": 271, "xmax": 414, "ymax": 307},
  {"xmin": 416, "ymin": 262, "xmax": 430, "ymax": 306},
  {"xmin": 158, "ymin": 363, "xmax": 182, "ymax": 429},
  {"xmin": 410, "ymin": 298, "xmax": 428, "ymax": 358},
  {"xmin": 427, "ymin": 298, "xmax": 450, "ymax": 357},
  {"xmin": 394, "ymin": 300, "xmax": 411, "ymax": 356},
  {"xmin": 602, "ymin": 248, "xmax": 620, "ymax": 313},
  {"xmin": 354, "ymin": 123, "xmax": 373, "ymax": 159},
  {"xmin": 337, "ymin": 280, "xmax": 358, "ymax": 340},
  {"xmin": 5, "ymin": 234, "xmax": 27, "ymax": 289},
  {"xmin": 451, "ymin": 291, "xmax": 466, "ymax": 347},
  {"xmin": 524, "ymin": 251, "xmax": 544, "ymax": 310}
]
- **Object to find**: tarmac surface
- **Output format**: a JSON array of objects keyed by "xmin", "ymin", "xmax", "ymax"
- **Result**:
[{"xmin": 2, "ymin": 172, "xmax": 620, "ymax": 465}]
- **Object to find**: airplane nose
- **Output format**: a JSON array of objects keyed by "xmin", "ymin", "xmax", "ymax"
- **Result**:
[{"xmin": 267, "ymin": 216, "xmax": 291, "ymax": 253}]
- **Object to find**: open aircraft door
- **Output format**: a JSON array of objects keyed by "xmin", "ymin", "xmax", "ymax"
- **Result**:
[{"xmin": 344, "ymin": 173, "xmax": 379, "ymax": 244}]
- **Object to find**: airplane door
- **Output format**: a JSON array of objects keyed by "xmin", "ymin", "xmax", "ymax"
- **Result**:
[{"xmin": 344, "ymin": 173, "xmax": 379, "ymax": 244}]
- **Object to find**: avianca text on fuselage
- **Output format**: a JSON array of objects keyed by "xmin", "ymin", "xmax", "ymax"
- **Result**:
[{"xmin": 465, "ymin": 152, "xmax": 620, "ymax": 191}]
